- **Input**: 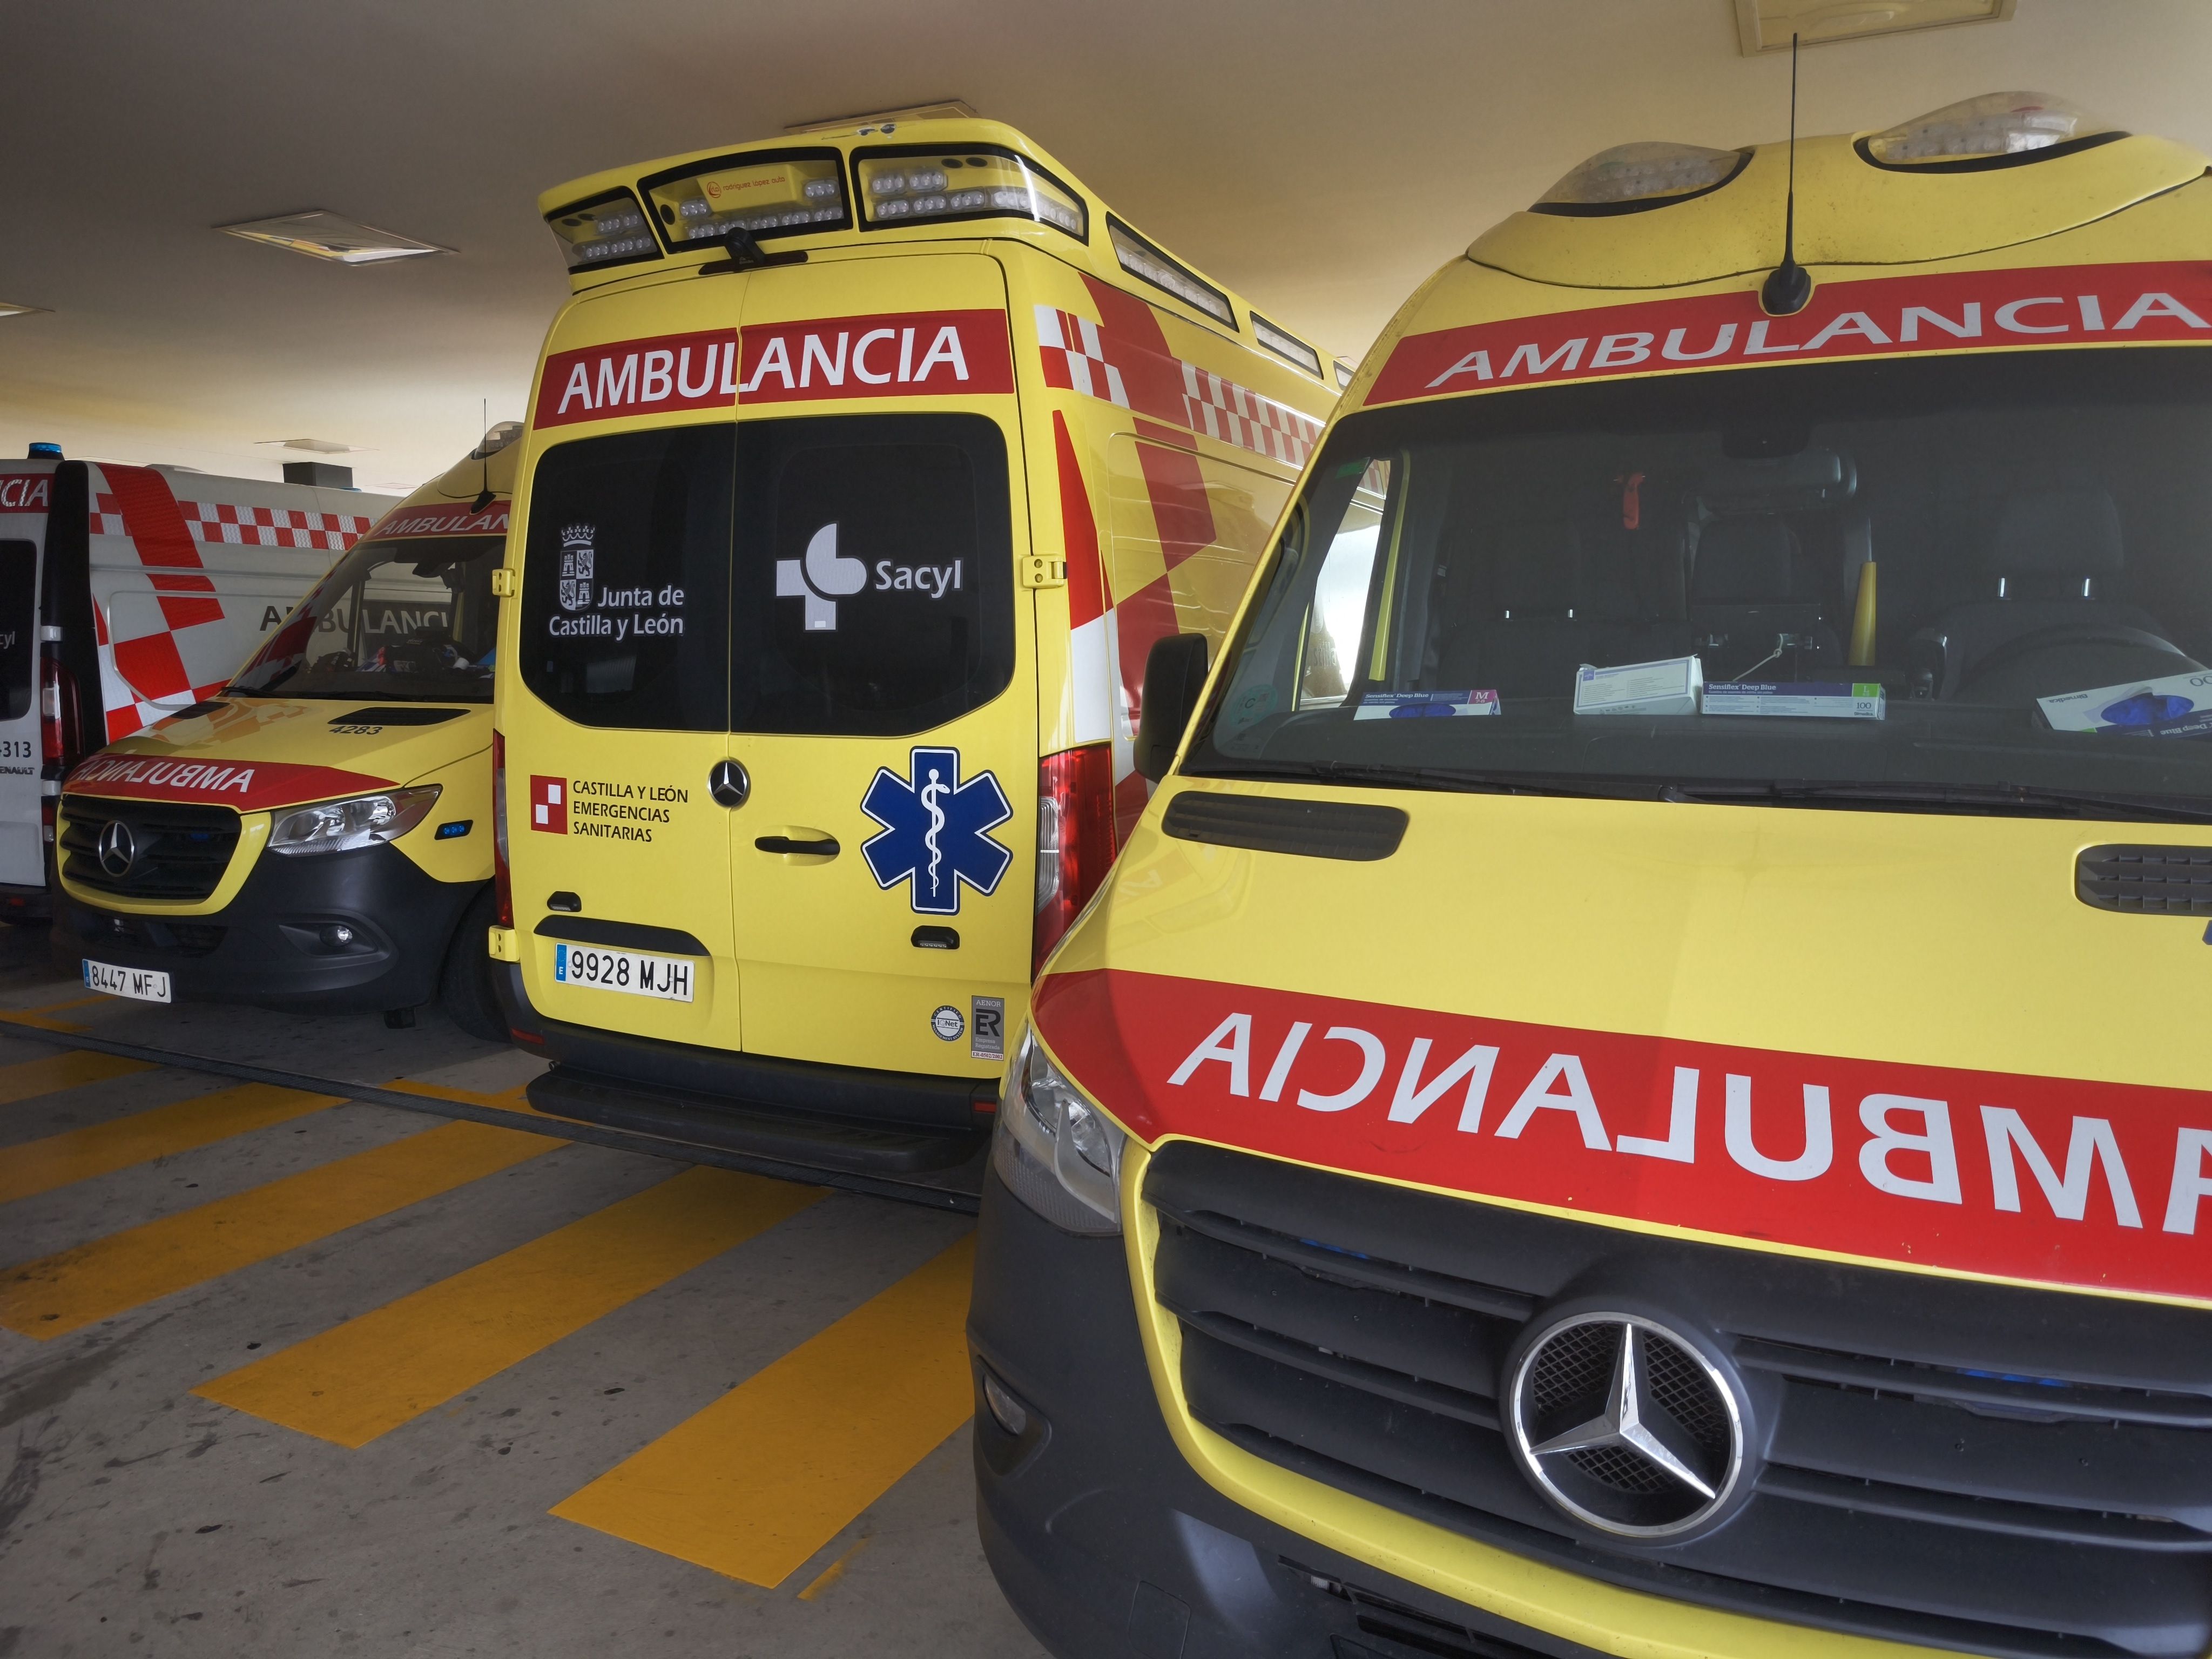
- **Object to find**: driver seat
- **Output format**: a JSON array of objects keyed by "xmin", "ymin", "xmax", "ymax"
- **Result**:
[{"xmin": 1911, "ymin": 489, "xmax": 2161, "ymax": 698}]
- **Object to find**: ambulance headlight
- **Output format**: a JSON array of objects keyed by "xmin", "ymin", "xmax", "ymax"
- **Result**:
[
  {"xmin": 269, "ymin": 786, "xmax": 442, "ymax": 855},
  {"xmin": 1864, "ymin": 92, "xmax": 2119, "ymax": 168},
  {"xmin": 993, "ymin": 1027, "xmax": 1124, "ymax": 1236},
  {"xmin": 1533, "ymin": 143, "xmax": 1750, "ymax": 214}
]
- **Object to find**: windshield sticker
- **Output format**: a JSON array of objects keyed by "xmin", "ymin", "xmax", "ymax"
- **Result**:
[
  {"xmin": 1702, "ymin": 682, "xmax": 1885, "ymax": 719},
  {"xmin": 1036, "ymin": 966, "xmax": 2212, "ymax": 1305},
  {"xmin": 534, "ymin": 328, "xmax": 741, "ymax": 429},
  {"xmin": 2041, "ymin": 669, "xmax": 2212, "ymax": 734},
  {"xmin": 1354, "ymin": 690, "xmax": 1499, "ymax": 720},
  {"xmin": 736, "ymin": 308, "xmax": 1013, "ymax": 405},
  {"xmin": 1370, "ymin": 260, "xmax": 2212, "ymax": 406},
  {"xmin": 546, "ymin": 522, "xmax": 687, "ymax": 643},
  {"xmin": 65, "ymin": 754, "xmax": 388, "ymax": 812},
  {"xmin": 860, "ymin": 745, "xmax": 1013, "ymax": 916}
]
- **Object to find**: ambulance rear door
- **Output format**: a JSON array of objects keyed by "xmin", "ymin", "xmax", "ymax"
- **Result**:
[
  {"xmin": 0, "ymin": 466, "xmax": 52, "ymax": 887},
  {"xmin": 722, "ymin": 252, "xmax": 1033, "ymax": 1083}
]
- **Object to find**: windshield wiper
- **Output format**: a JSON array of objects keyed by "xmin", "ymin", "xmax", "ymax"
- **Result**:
[
  {"xmin": 1670, "ymin": 779, "xmax": 2212, "ymax": 824},
  {"xmin": 1189, "ymin": 758, "xmax": 1655, "ymax": 800}
]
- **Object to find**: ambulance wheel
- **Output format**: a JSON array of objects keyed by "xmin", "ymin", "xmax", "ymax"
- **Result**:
[{"xmin": 439, "ymin": 887, "xmax": 507, "ymax": 1044}]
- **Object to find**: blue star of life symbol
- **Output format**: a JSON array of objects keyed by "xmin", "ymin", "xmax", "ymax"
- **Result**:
[{"xmin": 859, "ymin": 746, "xmax": 1013, "ymax": 916}]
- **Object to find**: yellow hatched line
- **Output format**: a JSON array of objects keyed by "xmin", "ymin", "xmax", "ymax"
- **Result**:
[
  {"xmin": 551, "ymin": 1234, "xmax": 976, "ymax": 1587},
  {"xmin": 0, "ymin": 1049, "xmax": 151, "ymax": 1105},
  {"xmin": 0, "ymin": 1119, "xmax": 553, "ymax": 1340},
  {"xmin": 195, "ymin": 1168, "xmax": 822, "ymax": 1447},
  {"xmin": 0, "ymin": 1083, "xmax": 342, "ymax": 1206}
]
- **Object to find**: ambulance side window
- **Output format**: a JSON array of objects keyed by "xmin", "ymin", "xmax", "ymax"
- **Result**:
[
  {"xmin": 730, "ymin": 412, "xmax": 1014, "ymax": 736},
  {"xmin": 0, "ymin": 542, "xmax": 31, "ymax": 723},
  {"xmin": 519, "ymin": 426, "xmax": 732, "ymax": 731},
  {"xmin": 1298, "ymin": 461, "xmax": 1393, "ymax": 709}
]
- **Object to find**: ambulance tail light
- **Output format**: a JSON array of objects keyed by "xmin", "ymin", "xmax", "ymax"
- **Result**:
[
  {"xmin": 39, "ymin": 656, "xmax": 79, "ymax": 770},
  {"xmin": 491, "ymin": 729, "xmax": 513, "ymax": 929},
  {"xmin": 1033, "ymin": 744, "xmax": 1115, "ymax": 977},
  {"xmin": 1863, "ymin": 92, "xmax": 2121, "ymax": 169}
]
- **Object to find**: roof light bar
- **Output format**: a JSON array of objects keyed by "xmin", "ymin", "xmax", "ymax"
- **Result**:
[
  {"xmin": 1250, "ymin": 313, "xmax": 1323, "ymax": 379},
  {"xmin": 1107, "ymin": 218, "xmax": 1232, "ymax": 326},
  {"xmin": 640, "ymin": 150, "xmax": 848, "ymax": 251},
  {"xmin": 1862, "ymin": 91, "xmax": 2122, "ymax": 170},
  {"xmin": 855, "ymin": 146, "xmax": 1084, "ymax": 239},
  {"xmin": 544, "ymin": 190, "xmax": 661, "ymax": 273},
  {"xmin": 1533, "ymin": 143, "xmax": 1751, "ymax": 216},
  {"xmin": 218, "ymin": 211, "xmax": 451, "ymax": 264}
]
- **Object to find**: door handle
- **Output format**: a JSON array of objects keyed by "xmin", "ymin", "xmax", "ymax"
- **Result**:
[
  {"xmin": 754, "ymin": 830, "xmax": 839, "ymax": 860},
  {"xmin": 709, "ymin": 759, "xmax": 750, "ymax": 808}
]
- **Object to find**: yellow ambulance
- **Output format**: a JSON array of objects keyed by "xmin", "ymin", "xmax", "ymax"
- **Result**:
[
  {"xmin": 493, "ymin": 117, "xmax": 1333, "ymax": 1178},
  {"xmin": 979, "ymin": 93, "xmax": 2212, "ymax": 1658},
  {"xmin": 57, "ymin": 429, "xmax": 516, "ymax": 1037}
]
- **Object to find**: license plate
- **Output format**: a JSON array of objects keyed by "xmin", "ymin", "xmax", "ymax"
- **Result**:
[
  {"xmin": 83, "ymin": 959, "xmax": 172, "ymax": 1003},
  {"xmin": 552, "ymin": 942, "xmax": 695, "ymax": 1002}
]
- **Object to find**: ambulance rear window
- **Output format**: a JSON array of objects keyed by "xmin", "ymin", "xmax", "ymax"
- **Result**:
[
  {"xmin": 732, "ymin": 412, "xmax": 1014, "ymax": 736},
  {"xmin": 519, "ymin": 427, "xmax": 733, "ymax": 732},
  {"xmin": 0, "ymin": 541, "xmax": 31, "ymax": 723}
]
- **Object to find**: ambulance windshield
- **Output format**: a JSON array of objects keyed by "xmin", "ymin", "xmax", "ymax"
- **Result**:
[
  {"xmin": 1191, "ymin": 348, "xmax": 2212, "ymax": 819},
  {"xmin": 230, "ymin": 535, "xmax": 503, "ymax": 702}
]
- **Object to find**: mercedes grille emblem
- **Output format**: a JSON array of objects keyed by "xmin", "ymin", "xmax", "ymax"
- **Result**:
[
  {"xmin": 1507, "ymin": 1310, "xmax": 1746, "ymax": 1539},
  {"xmin": 96, "ymin": 820, "xmax": 137, "ymax": 879}
]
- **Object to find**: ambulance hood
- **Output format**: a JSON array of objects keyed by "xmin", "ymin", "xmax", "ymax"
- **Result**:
[
  {"xmin": 1034, "ymin": 784, "xmax": 2212, "ymax": 1309},
  {"xmin": 1467, "ymin": 130, "xmax": 2208, "ymax": 293},
  {"xmin": 63, "ymin": 697, "xmax": 485, "ymax": 814}
]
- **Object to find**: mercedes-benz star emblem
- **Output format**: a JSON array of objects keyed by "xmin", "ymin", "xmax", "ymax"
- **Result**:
[
  {"xmin": 1507, "ymin": 1310, "xmax": 1746, "ymax": 1540},
  {"xmin": 96, "ymin": 820, "xmax": 137, "ymax": 879}
]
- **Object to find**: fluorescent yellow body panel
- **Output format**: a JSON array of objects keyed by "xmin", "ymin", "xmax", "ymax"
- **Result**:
[{"xmin": 1025, "ymin": 110, "xmax": 2212, "ymax": 1658}]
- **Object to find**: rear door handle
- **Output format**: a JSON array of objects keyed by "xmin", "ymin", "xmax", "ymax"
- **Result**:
[{"xmin": 754, "ymin": 831, "xmax": 839, "ymax": 860}]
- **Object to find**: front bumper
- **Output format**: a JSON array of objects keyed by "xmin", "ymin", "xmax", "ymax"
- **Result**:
[
  {"xmin": 57, "ymin": 841, "xmax": 481, "ymax": 1013},
  {"xmin": 967, "ymin": 1167, "xmax": 1602, "ymax": 1659}
]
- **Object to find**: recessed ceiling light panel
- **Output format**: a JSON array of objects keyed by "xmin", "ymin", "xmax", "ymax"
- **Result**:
[
  {"xmin": 1736, "ymin": 0, "xmax": 2014, "ymax": 54},
  {"xmin": 217, "ymin": 211, "xmax": 451, "ymax": 264},
  {"xmin": 0, "ymin": 301, "xmax": 50, "ymax": 319},
  {"xmin": 256, "ymin": 438, "xmax": 366, "ymax": 453}
]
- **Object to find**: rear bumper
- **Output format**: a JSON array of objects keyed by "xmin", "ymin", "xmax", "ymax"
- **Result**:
[
  {"xmin": 968, "ymin": 1167, "xmax": 1602, "ymax": 1659},
  {"xmin": 57, "ymin": 843, "xmax": 480, "ymax": 1013},
  {"xmin": 524, "ymin": 1016, "xmax": 992, "ymax": 1177}
]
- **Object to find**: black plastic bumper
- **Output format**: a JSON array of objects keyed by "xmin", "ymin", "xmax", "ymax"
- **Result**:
[
  {"xmin": 968, "ymin": 1165, "xmax": 1603, "ymax": 1659},
  {"xmin": 56, "ymin": 842, "xmax": 481, "ymax": 1014}
]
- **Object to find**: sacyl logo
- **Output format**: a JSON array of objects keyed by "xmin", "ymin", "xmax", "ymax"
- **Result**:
[
  {"xmin": 558, "ymin": 524, "xmax": 596, "ymax": 612},
  {"xmin": 776, "ymin": 522, "xmax": 866, "ymax": 631}
]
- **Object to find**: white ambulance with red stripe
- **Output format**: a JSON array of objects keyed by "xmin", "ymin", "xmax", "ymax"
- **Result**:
[
  {"xmin": 489, "ymin": 118, "xmax": 1333, "ymax": 1185},
  {"xmin": 0, "ymin": 448, "xmax": 392, "ymax": 918}
]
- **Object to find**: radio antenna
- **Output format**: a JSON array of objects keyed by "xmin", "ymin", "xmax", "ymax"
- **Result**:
[
  {"xmin": 471, "ymin": 396, "xmax": 497, "ymax": 513},
  {"xmin": 1760, "ymin": 32, "xmax": 1812, "ymax": 316}
]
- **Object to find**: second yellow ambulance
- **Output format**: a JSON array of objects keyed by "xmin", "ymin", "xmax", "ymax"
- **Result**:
[
  {"xmin": 978, "ymin": 93, "xmax": 2212, "ymax": 1659},
  {"xmin": 492, "ymin": 117, "xmax": 1333, "ymax": 1177}
]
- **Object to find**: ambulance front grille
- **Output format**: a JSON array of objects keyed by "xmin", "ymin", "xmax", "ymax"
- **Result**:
[
  {"xmin": 60, "ymin": 797, "xmax": 240, "ymax": 902},
  {"xmin": 1145, "ymin": 1141, "xmax": 2212, "ymax": 1659}
]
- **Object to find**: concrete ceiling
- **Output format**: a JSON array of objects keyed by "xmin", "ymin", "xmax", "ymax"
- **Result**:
[{"xmin": 5, "ymin": 0, "xmax": 2209, "ymax": 495}]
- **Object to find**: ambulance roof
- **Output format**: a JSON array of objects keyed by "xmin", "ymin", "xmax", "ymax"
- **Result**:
[{"xmin": 537, "ymin": 118, "xmax": 1332, "ymax": 387}]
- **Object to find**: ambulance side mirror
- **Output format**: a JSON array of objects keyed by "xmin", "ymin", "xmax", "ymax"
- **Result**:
[{"xmin": 1134, "ymin": 634, "xmax": 1210, "ymax": 783}]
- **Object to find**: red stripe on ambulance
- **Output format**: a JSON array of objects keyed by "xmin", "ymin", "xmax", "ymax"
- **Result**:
[
  {"xmin": 1368, "ymin": 259, "xmax": 2212, "ymax": 406},
  {"xmin": 1034, "ymin": 966, "xmax": 2212, "ymax": 1305},
  {"xmin": 65, "ymin": 754, "xmax": 391, "ymax": 812}
]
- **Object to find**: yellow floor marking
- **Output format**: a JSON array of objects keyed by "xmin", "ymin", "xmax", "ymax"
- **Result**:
[
  {"xmin": 795, "ymin": 1535, "xmax": 871, "ymax": 1602},
  {"xmin": 0, "ymin": 1083, "xmax": 342, "ymax": 1206},
  {"xmin": 0, "ymin": 1049, "xmax": 151, "ymax": 1105},
  {"xmin": 22, "ymin": 994, "xmax": 112, "ymax": 1017},
  {"xmin": 0, "ymin": 1008, "xmax": 88, "ymax": 1034},
  {"xmin": 551, "ymin": 1233, "xmax": 976, "ymax": 1587},
  {"xmin": 194, "ymin": 1167, "xmax": 822, "ymax": 1447},
  {"xmin": 0, "ymin": 1119, "xmax": 553, "ymax": 1339}
]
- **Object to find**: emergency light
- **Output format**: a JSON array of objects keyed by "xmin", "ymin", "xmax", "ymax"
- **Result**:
[
  {"xmin": 642, "ymin": 150, "xmax": 848, "ymax": 248},
  {"xmin": 854, "ymin": 147, "xmax": 1084, "ymax": 239},
  {"xmin": 1534, "ymin": 143, "xmax": 1751, "ymax": 215},
  {"xmin": 1862, "ymin": 91, "xmax": 2120, "ymax": 168}
]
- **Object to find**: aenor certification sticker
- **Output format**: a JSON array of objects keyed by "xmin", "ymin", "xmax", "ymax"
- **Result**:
[{"xmin": 552, "ymin": 942, "xmax": 695, "ymax": 1002}]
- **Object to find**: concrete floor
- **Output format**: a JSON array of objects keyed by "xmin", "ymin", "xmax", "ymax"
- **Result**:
[{"xmin": 0, "ymin": 927, "xmax": 1046, "ymax": 1657}]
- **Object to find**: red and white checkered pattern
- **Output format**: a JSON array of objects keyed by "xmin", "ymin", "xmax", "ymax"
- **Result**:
[
  {"xmin": 1035, "ymin": 304, "xmax": 1322, "ymax": 468},
  {"xmin": 90, "ymin": 496, "xmax": 370, "ymax": 552}
]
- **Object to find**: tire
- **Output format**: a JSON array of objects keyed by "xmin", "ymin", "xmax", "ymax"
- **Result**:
[{"xmin": 438, "ymin": 886, "xmax": 509, "ymax": 1043}]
